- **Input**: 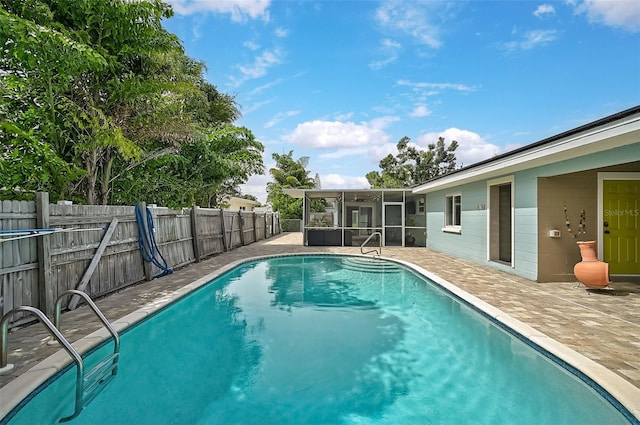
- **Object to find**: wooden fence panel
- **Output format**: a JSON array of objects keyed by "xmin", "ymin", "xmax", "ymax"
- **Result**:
[
  {"xmin": 266, "ymin": 213, "xmax": 273, "ymax": 237},
  {"xmin": 0, "ymin": 195, "xmax": 280, "ymax": 328},
  {"xmin": 196, "ymin": 208, "xmax": 224, "ymax": 258},
  {"xmin": 49, "ymin": 204, "xmax": 144, "ymax": 308},
  {"xmin": 241, "ymin": 212, "xmax": 255, "ymax": 244},
  {"xmin": 273, "ymin": 214, "xmax": 281, "ymax": 235},
  {"xmin": 150, "ymin": 208, "xmax": 195, "ymax": 277},
  {"xmin": 0, "ymin": 200, "xmax": 39, "ymax": 325},
  {"xmin": 223, "ymin": 211, "xmax": 243, "ymax": 250},
  {"xmin": 255, "ymin": 213, "xmax": 266, "ymax": 241}
]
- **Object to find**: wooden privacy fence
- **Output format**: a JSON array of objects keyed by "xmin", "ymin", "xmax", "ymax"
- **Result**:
[{"xmin": 0, "ymin": 193, "xmax": 280, "ymax": 328}]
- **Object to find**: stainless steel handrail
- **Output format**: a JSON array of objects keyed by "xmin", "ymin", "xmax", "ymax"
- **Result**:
[
  {"xmin": 54, "ymin": 290, "xmax": 120, "ymax": 422},
  {"xmin": 0, "ymin": 290, "xmax": 120, "ymax": 423},
  {"xmin": 0, "ymin": 306, "xmax": 85, "ymax": 421},
  {"xmin": 360, "ymin": 231, "xmax": 382, "ymax": 256},
  {"xmin": 54, "ymin": 290, "xmax": 120, "ymax": 363}
]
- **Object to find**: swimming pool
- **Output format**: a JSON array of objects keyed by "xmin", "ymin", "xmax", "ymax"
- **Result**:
[{"xmin": 1, "ymin": 255, "xmax": 636, "ymax": 424}]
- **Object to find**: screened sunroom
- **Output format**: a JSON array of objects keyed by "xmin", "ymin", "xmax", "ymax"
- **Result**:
[{"xmin": 284, "ymin": 189, "xmax": 426, "ymax": 247}]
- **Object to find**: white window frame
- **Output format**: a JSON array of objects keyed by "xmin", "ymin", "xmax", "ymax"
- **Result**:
[
  {"xmin": 443, "ymin": 193, "xmax": 462, "ymax": 234},
  {"xmin": 417, "ymin": 197, "xmax": 426, "ymax": 215}
]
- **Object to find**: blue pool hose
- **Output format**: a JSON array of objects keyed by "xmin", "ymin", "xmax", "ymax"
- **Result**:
[{"xmin": 135, "ymin": 204, "xmax": 173, "ymax": 279}]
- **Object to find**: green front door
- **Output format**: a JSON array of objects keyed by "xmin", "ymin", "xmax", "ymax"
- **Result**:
[{"xmin": 603, "ymin": 180, "xmax": 640, "ymax": 274}]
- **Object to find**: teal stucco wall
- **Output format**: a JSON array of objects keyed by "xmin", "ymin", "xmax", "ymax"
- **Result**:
[{"xmin": 423, "ymin": 142, "xmax": 639, "ymax": 282}]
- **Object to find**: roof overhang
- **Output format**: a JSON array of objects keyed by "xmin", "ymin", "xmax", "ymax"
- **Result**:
[
  {"xmin": 283, "ymin": 188, "xmax": 306, "ymax": 199},
  {"xmin": 283, "ymin": 188, "xmax": 409, "ymax": 199},
  {"xmin": 413, "ymin": 109, "xmax": 640, "ymax": 194}
]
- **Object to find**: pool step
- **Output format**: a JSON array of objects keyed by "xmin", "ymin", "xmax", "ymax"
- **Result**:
[
  {"xmin": 83, "ymin": 352, "xmax": 119, "ymax": 406},
  {"xmin": 341, "ymin": 257, "xmax": 402, "ymax": 273}
]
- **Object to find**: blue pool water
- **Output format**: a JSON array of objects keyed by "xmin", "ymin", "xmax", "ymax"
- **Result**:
[{"xmin": 2, "ymin": 255, "xmax": 632, "ymax": 424}]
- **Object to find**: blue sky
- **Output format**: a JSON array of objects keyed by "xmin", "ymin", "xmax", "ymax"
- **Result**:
[{"xmin": 163, "ymin": 0, "xmax": 640, "ymax": 203}]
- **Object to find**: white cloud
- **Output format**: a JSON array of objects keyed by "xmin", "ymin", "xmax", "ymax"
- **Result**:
[
  {"xmin": 395, "ymin": 81, "xmax": 477, "ymax": 115},
  {"xmin": 242, "ymin": 98, "xmax": 275, "ymax": 114},
  {"xmin": 367, "ymin": 143, "xmax": 399, "ymax": 163},
  {"xmin": 501, "ymin": 29, "xmax": 558, "ymax": 51},
  {"xmin": 243, "ymin": 40, "xmax": 260, "ymax": 51},
  {"xmin": 240, "ymin": 173, "xmax": 270, "ymax": 204},
  {"xmin": 264, "ymin": 110, "xmax": 301, "ymax": 128},
  {"xmin": 274, "ymin": 27, "xmax": 289, "ymax": 37},
  {"xmin": 409, "ymin": 105, "xmax": 431, "ymax": 117},
  {"xmin": 369, "ymin": 38, "xmax": 402, "ymax": 70},
  {"xmin": 238, "ymin": 49, "xmax": 283, "ymax": 78},
  {"xmin": 318, "ymin": 148, "xmax": 368, "ymax": 159},
  {"xmin": 396, "ymin": 80, "xmax": 477, "ymax": 93},
  {"xmin": 534, "ymin": 4, "xmax": 555, "ymax": 18},
  {"xmin": 334, "ymin": 112, "xmax": 354, "ymax": 121},
  {"xmin": 416, "ymin": 128, "xmax": 502, "ymax": 167},
  {"xmin": 369, "ymin": 116, "xmax": 400, "ymax": 129},
  {"xmin": 369, "ymin": 56, "xmax": 399, "ymax": 70},
  {"xmin": 375, "ymin": 1, "xmax": 443, "ymax": 48},
  {"xmin": 230, "ymin": 48, "xmax": 284, "ymax": 87},
  {"xmin": 247, "ymin": 78, "xmax": 284, "ymax": 96},
  {"xmin": 381, "ymin": 38, "xmax": 402, "ymax": 49},
  {"xmin": 168, "ymin": 0, "xmax": 271, "ymax": 22},
  {"xmin": 284, "ymin": 117, "xmax": 398, "ymax": 149},
  {"xmin": 320, "ymin": 174, "xmax": 370, "ymax": 189},
  {"xmin": 573, "ymin": 0, "xmax": 640, "ymax": 32}
]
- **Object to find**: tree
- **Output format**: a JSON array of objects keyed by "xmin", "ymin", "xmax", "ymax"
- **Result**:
[
  {"xmin": 267, "ymin": 152, "xmax": 324, "ymax": 219},
  {"xmin": 0, "ymin": 3, "xmax": 106, "ymax": 199},
  {"xmin": 366, "ymin": 136, "xmax": 458, "ymax": 188},
  {"xmin": 109, "ymin": 124, "xmax": 264, "ymax": 208},
  {"xmin": 1, "ymin": 0, "xmax": 260, "ymax": 206}
]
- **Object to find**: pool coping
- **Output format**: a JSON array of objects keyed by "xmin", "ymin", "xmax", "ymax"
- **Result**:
[{"xmin": 1, "ymin": 252, "xmax": 639, "ymax": 423}]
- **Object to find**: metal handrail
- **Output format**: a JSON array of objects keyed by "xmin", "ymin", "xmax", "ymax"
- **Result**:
[
  {"xmin": 54, "ymin": 290, "xmax": 120, "ymax": 361},
  {"xmin": 360, "ymin": 231, "xmax": 382, "ymax": 256},
  {"xmin": 0, "ymin": 290, "xmax": 120, "ymax": 423},
  {"xmin": 0, "ymin": 306, "xmax": 85, "ymax": 421},
  {"xmin": 54, "ymin": 290, "xmax": 120, "ymax": 422}
]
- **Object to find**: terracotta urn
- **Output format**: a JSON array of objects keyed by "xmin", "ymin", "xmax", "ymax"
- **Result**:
[{"xmin": 574, "ymin": 241, "xmax": 610, "ymax": 289}]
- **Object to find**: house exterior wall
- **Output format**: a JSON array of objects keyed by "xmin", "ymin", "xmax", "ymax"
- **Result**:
[
  {"xmin": 227, "ymin": 198, "xmax": 260, "ymax": 211},
  {"xmin": 538, "ymin": 171, "xmax": 598, "ymax": 281},
  {"xmin": 425, "ymin": 173, "xmax": 539, "ymax": 281},
  {"xmin": 425, "ymin": 143, "xmax": 639, "ymax": 282},
  {"xmin": 513, "ymin": 169, "xmax": 539, "ymax": 281},
  {"xmin": 426, "ymin": 180, "xmax": 488, "ymax": 266}
]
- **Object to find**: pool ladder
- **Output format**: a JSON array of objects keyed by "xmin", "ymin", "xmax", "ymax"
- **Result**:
[
  {"xmin": 360, "ymin": 231, "xmax": 382, "ymax": 256},
  {"xmin": 0, "ymin": 290, "xmax": 120, "ymax": 423}
]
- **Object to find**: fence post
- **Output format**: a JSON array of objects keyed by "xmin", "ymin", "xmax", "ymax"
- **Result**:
[
  {"xmin": 35, "ymin": 192, "xmax": 54, "ymax": 317},
  {"xmin": 252, "ymin": 212, "xmax": 257, "ymax": 242},
  {"xmin": 264, "ymin": 214, "xmax": 268, "ymax": 240},
  {"xmin": 272, "ymin": 213, "xmax": 276, "ymax": 236},
  {"xmin": 238, "ymin": 210, "xmax": 245, "ymax": 246},
  {"xmin": 191, "ymin": 205, "xmax": 201, "ymax": 263},
  {"xmin": 219, "ymin": 210, "xmax": 228, "ymax": 252}
]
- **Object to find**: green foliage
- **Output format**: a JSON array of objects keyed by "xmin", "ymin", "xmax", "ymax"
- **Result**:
[
  {"xmin": 1, "ymin": 1, "xmax": 262, "ymax": 206},
  {"xmin": 367, "ymin": 136, "xmax": 458, "ymax": 188},
  {"xmin": 0, "ymin": 122, "xmax": 82, "ymax": 200},
  {"xmin": 267, "ymin": 151, "xmax": 324, "ymax": 219},
  {"xmin": 110, "ymin": 125, "xmax": 264, "ymax": 209},
  {"xmin": 0, "ymin": 4, "xmax": 104, "ymax": 198}
]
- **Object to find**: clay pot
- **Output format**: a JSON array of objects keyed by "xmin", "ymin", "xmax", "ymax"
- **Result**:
[
  {"xmin": 574, "ymin": 241, "xmax": 610, "ymax": 289},
  {"xmin": 576, "ymin": 240, "xmax": 598, "ymax": 261}
]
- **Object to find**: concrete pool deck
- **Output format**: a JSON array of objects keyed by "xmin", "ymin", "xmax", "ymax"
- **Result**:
[{"xmin": 1, "ymin": 233, "xmax": 639, "ymax": 419}]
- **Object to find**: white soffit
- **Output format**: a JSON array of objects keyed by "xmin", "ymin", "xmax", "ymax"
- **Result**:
[
  {"xmin": 283, "ymin": 188, "xmax": 305, "ymax": 198},
  {"xmin": 413, "ymin": 115, "xmax": 640, "ymax": 194}
]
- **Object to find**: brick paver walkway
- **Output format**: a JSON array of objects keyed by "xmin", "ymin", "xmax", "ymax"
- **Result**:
[{"xmin": 1, "ymin": 233, "xmax": 639, "ymax": 410}]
